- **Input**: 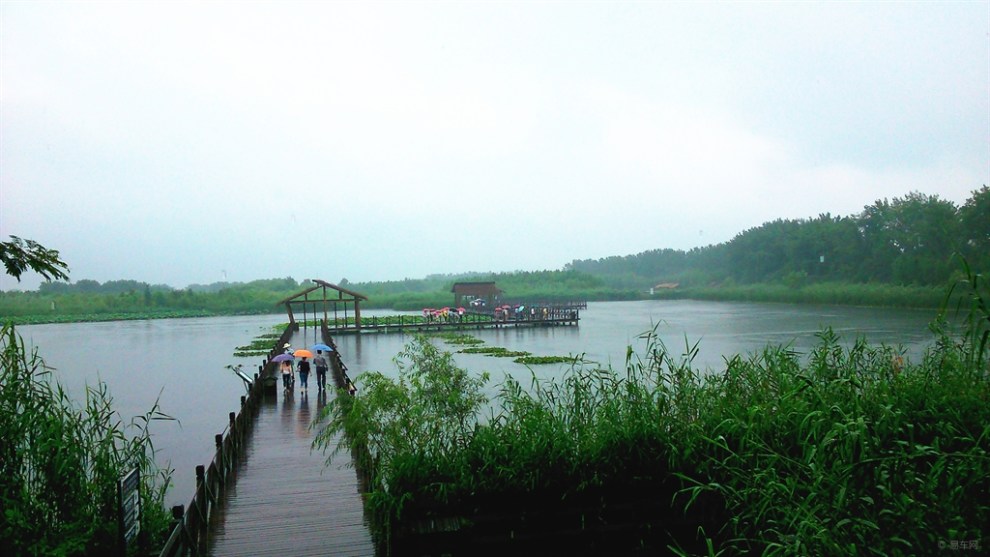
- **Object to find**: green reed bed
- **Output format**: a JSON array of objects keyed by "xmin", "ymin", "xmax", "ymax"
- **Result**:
[
  {"xmin": 1, "ymin": 322, "xmax": 175, "ymax": 556},
  {"xmin": 430, "ymin": 333, "xmax": 486, "ymax": 345},
  {"xmin": 437, "ymin": 332, "xmax": 580, "ymax": 366},
  {"xmin": 313, "ymin": 275, "xmax": 989, "ymax": 556},
  {"xmin": 232, "ymin": 328, "xmax": 284, "ymax": 357}
]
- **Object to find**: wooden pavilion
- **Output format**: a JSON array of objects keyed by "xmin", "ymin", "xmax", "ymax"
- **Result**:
[{"xmin": 276, "ymin": 279, "xmax": 369, "ymax": 330}]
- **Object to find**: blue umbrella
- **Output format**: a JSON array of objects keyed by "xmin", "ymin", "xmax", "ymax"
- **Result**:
[{"xmin": 311, "ymin": 343, "xmax": 333, "ymax": 352}]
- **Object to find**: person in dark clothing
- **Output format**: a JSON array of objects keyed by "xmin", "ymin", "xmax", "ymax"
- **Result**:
[
  {"xmin": 314, "ymin": 350, "xmax": 329, "ymax": 391},
  {"xmin": 297, "ymin": 357, "xmax": 311, "ymax": 393}
]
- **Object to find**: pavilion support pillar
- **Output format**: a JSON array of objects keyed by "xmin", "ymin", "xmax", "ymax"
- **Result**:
[{"xmin": 285, "ymin": 303, "xmax": 297, "ymax": 330}]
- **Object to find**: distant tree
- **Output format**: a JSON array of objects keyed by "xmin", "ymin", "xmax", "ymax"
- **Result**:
[
  {"xmin": 0, "ymin": 236, "xmax": 69, "ymax": 282},
  {"xmin": 958, "ymin": 185, "xmax": 990, "ymax": 273},
  {"xmin": 75, "ymin": 279, "xmax": 101, "ymax": 293}
]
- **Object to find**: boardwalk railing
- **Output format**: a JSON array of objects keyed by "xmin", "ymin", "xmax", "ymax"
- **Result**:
[
  {"xmin": 325, "ymin": 304, "xmax": 581, "ymax": 335},
  {"xmin": 156, "ymin": 325, "xmax": 293, "ymax": 557}
]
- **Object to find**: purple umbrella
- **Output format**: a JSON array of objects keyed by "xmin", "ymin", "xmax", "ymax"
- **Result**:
[{"xmin": 271, "ymin": 353, "xmax": 294, "ymax": 363}]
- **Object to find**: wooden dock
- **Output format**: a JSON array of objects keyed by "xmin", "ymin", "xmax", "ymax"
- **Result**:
[
  {"xmin": 160, "ymin": 299, "xmax": 581, "ymax": 557},
  {"xmin": 205, "ymin": 388, "xmax": 374, "ymax": 557},
  {"xmin": 326, "ymin": 308, "xmax": 581, "ymax": 335}
]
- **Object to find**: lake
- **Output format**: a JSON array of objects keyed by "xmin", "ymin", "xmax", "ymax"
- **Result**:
[{"xmin": 15, "ymin": 299, "xmax": 938, "ymax": 507}]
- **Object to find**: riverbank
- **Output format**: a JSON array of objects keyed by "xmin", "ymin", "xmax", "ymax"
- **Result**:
[
  {"xmin": 2, "ymin": 280, "xmax": 954, "ymax": 326},
  {"xmin": 0, "ymin": 308, "xmax": 283, "ymax": 326}
]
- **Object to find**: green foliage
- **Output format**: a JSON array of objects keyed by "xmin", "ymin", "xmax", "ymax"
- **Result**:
[
  {"xmin": 430, "ymin": 333, "xmax": 486, "ymax": 345},
  {"xmin": 0, "ymin": 236, "xmax": 70, "ymax": 283},
  {"xmin": 568, "ymin": 188, "xmax": 988, "ymax": 292},
  {"xmin": 458, "ymin": 346, "xmax": 531, "ymax": 358},
  {"xmin": 314, "ymin": 302, "xmax": 989, "ymax": 554},
  {"xmin": 512, "ymin": 355, "xmax": 581, "ymax": 365},
  {"xmin": 312, "ymin": 336, "xmax": 490, "ymax": 540},
  {"xmin": 0, "ymin": 322, "xmax": 175, "ymax": 556}
]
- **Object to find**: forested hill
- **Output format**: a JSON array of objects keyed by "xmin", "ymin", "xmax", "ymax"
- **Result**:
[{"xmin": 566, "ymin": 188, "xmax": 989, "ymax": 291}]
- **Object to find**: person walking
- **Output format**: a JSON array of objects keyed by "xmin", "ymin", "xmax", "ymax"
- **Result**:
[
  {"xmin": 314, "ymin": 350, "xmax": 329, "ymax": 391},
  {"xmin": 297, "ymin": 356, "xmax": 312, "ymax": 393},
  {"xmin": 280, "ymin": 359, "xmax": 293, "ymax": 391}
]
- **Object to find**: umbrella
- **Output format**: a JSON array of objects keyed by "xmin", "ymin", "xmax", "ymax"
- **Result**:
[
  {"xmin": 311, "ymin": 343, "xmax": 333, "ymax": 352},
  {"xmin": 293, "ymin": 349, "xmax": 314, "ymax": 358},
  {"xmin": 271, "ymin": 353, "xmax": 294, "ymax": 363}
]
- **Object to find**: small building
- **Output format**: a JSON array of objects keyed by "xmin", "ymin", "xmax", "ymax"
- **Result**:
[{"xmin": 451, "ymin": 281, "xmax": 502, "ymax": 308}]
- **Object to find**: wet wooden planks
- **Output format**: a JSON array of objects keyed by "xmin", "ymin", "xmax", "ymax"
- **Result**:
[{"xmin": 206, "ymin": 388, "xmax": 375, "ymax": 557}]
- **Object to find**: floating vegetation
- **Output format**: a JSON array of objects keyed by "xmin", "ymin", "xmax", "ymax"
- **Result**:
[
  {"xmin": 458, "ymin": 346, "xmax": 531, "ymax": 358},
  {"xmin": 233, "ymin": 325, "xmax": 284, "ymax": 357},
  {"xmin": 433, "ymin": 333, "xmax": 486, "ymax": 345},
  {"xmin": 235, "ymin": 339, "xmax": 277, "ymax": 353},
  {"xmin": 512, "ymin": 355, "xmax": 580, "ymax": 365}
]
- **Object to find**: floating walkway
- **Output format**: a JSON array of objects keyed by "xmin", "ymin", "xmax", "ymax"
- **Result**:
[
  {"xmin": 203, "ymin": 332, "xmax": 375, "ymax": 557},
  {"xmin": 275, "ymin": 279, "xmax": 583, "ymax": 336},
  {"xmin": 327, "ymin": 310, "xmax": 580, "ymax": 335}
]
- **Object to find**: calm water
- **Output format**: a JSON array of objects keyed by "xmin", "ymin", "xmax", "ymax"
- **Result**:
[{"xmin": 16, "ymin": 300, "xmax": 937, "ymax": 507}]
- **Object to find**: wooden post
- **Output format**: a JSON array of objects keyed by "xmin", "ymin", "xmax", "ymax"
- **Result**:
[
  {"xmin": 195, "ymin": 464, "xmax": 207, "ymax": 532},
  {"xmin": 215, "ymin": 434, "xmax": 224, "ymax": 479},
  {"xmin": 285, "ymin": 303, "xmax": 295, "ymax": 328},
  {"xmin": 229, "ymin": 412, "xmax": 237, "ymax": 451}
]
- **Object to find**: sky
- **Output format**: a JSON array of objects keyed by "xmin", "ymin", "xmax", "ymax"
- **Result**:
[{"xmin": 2, "ymin": 1, "xmax": 988, "ymax": 291}]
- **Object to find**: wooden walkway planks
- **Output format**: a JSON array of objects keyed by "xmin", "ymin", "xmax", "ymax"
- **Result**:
[{"xmin": 206, "ymin": 388, "xmax": 375, "ymax": 557}]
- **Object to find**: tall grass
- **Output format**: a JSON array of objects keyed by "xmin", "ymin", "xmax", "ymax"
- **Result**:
[
  {"xmin": 313, "ymin": 275, "xmax": 989, "ymax": 555},
  {"xmin": 0, "ymin": 322, "xmax": 175, "ymax": 556}
]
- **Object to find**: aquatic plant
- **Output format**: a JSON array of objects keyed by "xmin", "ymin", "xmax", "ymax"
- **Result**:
[
  {"xmin": 512, "ymin": 355, "xmax": 582, "ymax": 365},
  {"xmin": 0, "ymin": 322, "xmax": 176, "ymax": 556},
  {"xmin": 458, "ymin": 346, "xmax": 531, "ymax": 358},
  {"xmin": 432, "ymin": 332, "xmax": 486, "ymax": 345},
  {"xmin": 314, "ymin": 307, "xmax": 989, "ymax": 555}
]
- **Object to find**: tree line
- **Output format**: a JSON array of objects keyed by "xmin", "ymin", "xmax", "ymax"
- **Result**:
[
  {"xmin": 2, "ymin": 186, "xmax": 985, "ymax": 322},
  {"xmin": 566, "ymin": 187, "xmax": 989, "ymax": 290},
  {"xmin": 0, "ymin": 270, "xmax": 620, "ymax": 323}
]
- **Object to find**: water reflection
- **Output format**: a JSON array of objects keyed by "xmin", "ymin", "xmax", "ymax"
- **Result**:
[
  {"xmin": 281, "ymin": 388, "xmax": 294, "ymax": 432},
  {"xmin": 297, "ymin": 390, "xmax": 311, "ymax": 439}
]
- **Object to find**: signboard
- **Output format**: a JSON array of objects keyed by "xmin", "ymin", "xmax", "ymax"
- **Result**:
[{"xmin": 118, "ymin": 467, "xmax": 141, "ymax": 550}]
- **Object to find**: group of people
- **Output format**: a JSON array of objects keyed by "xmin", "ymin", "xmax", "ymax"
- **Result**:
[
  {"xmin": 280, "ymin": 343, "xmax": 329, "ymax": 393},
  {"xmin": 279, "ymin": 343, "xmax": 357, "ymax": 396},
  {"xmin": 493, "ymin": 304, "xmax": 551, "ymax": 322},
  {"xmin": 422, "ymin": 306, "xmax": 466, "ymax": 323}
]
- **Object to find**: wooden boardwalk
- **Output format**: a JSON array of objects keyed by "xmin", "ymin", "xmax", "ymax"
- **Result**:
[
  {"xmin": 205, "ymin": 386, "xmax": 375, "ymax": 556},
  {"xmin": 326, "ymin": 309, "xmax": 581, "ymax": 335}
]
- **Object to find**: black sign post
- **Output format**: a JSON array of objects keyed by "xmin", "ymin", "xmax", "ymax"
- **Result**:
[{"xmin": 117, "ymin": 467, "xmax": 141, "ymax": 556}]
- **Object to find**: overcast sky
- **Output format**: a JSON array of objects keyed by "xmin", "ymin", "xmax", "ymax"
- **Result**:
[{"xmin": 2, "ymin": 1, "xmax": 988, "ymax": 291}]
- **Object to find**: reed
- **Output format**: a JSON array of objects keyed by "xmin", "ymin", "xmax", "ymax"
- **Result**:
[
  {"xmin": 0, "ymin": 322, "xmax": 175, "ymax": 556},
  {"xmin": 313, "ymin": 284, "xmax": 989, "ymax": 555}
]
